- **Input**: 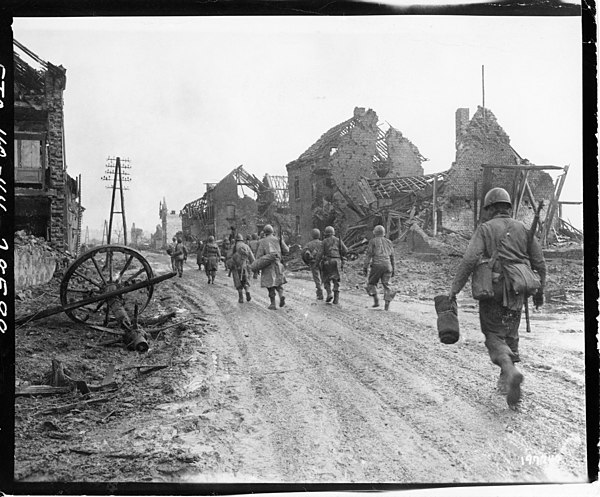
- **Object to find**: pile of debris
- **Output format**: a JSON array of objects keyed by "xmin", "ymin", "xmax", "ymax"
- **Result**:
[{"xmin": 15, "ymin": 230, "xmax": 75, "ymax": 276}]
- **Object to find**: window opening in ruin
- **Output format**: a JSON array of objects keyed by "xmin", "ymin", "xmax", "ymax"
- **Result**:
[
  {"xmin": 294, "ymin": 177, "xmax": 300, "ymax": 200},
  {"xmin": 14, "ymin": 138, "xmax": 44, "ymax": 185},
  {"xmin": 325, "ymin": 178, "xmax": 334, "ymax": 188},
  {"xmin": 226, "ymin": 204, "xmax": 236, "ymax": 219},
  {"xmin": 329, "ymin": 147, "xmax": 338, "ymax": 156}
]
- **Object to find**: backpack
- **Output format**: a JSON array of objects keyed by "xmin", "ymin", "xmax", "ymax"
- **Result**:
[{"xmin": 301, "ymin": 248, "xmax": 313, "ymax": 265}]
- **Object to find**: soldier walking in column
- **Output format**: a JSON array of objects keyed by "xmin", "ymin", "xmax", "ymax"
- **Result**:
[
  {"xmin": 448, "ymin": 187, "xmax": 546, "ymax": 408},
  {"xmin": 303, "ymin": 228, "xmax": 324, "ymax": 300},
  {"xmin": 227, "ymin": 233, "xmax": 256, "ymax": 303},
  {"xmin": 363, "ymin": 225, "xmax": 396, "ymax": 310},
  {"xmin": 254, "ymin": 224, "xmax": 289, "ymax": 310},
  {"xmin": 172, "ymin": 237, "xmax": 187, "ymax": 278},
  {"xmin": 316, "ymin": 226, "xmax": 348, "ymax": 304},
  {"xmin": 202, "ymin": 235, "xmax": 221, "ymax": 284}
]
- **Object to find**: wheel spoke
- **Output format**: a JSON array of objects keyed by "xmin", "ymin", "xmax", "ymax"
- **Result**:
[
  {"xmin": 122, "ymin": 267, "xmax": 146, "ymax": 285},
  {"xmin": 73, "ymin": 270, "xmax": 103, "ymax": 289},
  {"xmin": 117, "ymin": 255, "xmax": 135, "ymax": 282},
  {"xmin": 108, "ymin": 252, "xmax": 114, "ymax": 283},
  {"xmin": 91, "ymin": 256, "xmax": 108, "ymax": 285}
]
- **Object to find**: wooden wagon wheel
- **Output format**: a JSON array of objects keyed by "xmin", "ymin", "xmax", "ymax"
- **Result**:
[{"xmin": 60, "ymin": 245, "xmax": 154, "ymax": 325}]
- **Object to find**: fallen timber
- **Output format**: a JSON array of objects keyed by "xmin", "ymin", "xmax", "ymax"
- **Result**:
[{"xmin": 15, "ymin": 271, "xmax": 177, "ymax": 326}]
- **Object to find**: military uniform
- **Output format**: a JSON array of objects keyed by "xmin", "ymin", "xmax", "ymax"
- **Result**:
[
  {"xmin": 316, "ymin": 230, "xmax": 348, "ymax": 304},
  {"xmin": 363, "ymin": 228, "xmax": 396, "ymax": 310},
  {"xmin": 202, "ymin": 240, "xmax": 221, "ymax": 284},
  {"xmin": 449, "ymin": 187, "xmax": 546, "ymax": 408},
  {"xmin": 227, "ymin": 238, "xmax": 256, "ymax": 303},
  {"xmin": 305, "ymin": 238, "xmax": 324, "ymax": 300},
  {"xmin": 255, "ymin": 226, "xmax": 289, "ymax": 309}
]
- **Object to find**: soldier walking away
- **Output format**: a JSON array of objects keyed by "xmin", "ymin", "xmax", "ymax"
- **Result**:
[
  {"xmin": 166, "ymin": 237, "xmax": 177, "ymax": 272},
  {"xmin": 316, "ymin": 226, "xmax": 348, "ymax": 304},
  {"xmin": 255, "ymin": 224, "xmax": 289, "ymax": 310},
  {"xmin": 202, "ymin": 236, "xmax": 221, "ymax": 284},
  {"xmin": 195, "ymin": 240, "xmax": 204, "ymax": 271},
  {"xmin": 363, "ymin": 225, "xmax": 396, "ymax": 310},
  {"xmin": 448, "ymin": 187, "xmax": 546, "ymax": 408},
  {"xmin": 302, "ymin": 228, "xmax": 324, "ymax": 300},
  {"xmin": 172, "ymin": 237, "xmax": 187, "ymax": 277},
  {"xmin": 227, "ymin": 233, "xmax": 256, "ymax": 303}
]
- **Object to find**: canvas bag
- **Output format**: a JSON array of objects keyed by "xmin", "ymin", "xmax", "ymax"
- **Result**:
[
  {"xmin": 471, "ymin": 246, "xmax": 501, "ymax": 300},
  {"xmin": 502, "ymin": 262, "xmax": 541, "ymax": 297}
]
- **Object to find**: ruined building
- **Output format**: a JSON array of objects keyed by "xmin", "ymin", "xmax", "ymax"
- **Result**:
[
  {"xmin": 14, "ymin": 40, "xmax": 83, "ymax": 253},
  {"xmin": 180, "ymin": 166, "xmax": 289, "ymax": 242},
  {"xmin": 442, "ymin": 106, "xmax": 558, "ymax": 233},
  {"xmin": 158, "ymin": 198, "xmax": 182, "ymax": 248},
  {"xmin": 286, "ymin": 107, "xmax": 427, "ymax": 243}
]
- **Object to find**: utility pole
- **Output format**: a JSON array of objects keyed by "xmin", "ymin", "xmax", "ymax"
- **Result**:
[
  {"xmin": 101, "ymin": 220, "xmax": 108, "ymax": 245},
  {"xmin": 482, "ymin": 64, "xmax": 486, "ymax": 121},
  {"xmin": 101, "ymin": 156, "xmax": 132, "ymax": 245}
]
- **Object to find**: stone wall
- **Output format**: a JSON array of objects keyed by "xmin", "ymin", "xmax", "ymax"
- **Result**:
[
  {"xmin": 287, "ymin": 107, "xmax": 426, "ymax": 244},
  {"xmin": 15, "ymin": 245, "xmax": 57, "ymax": 290},
  {"xmin": 442, "ymin": 106, "xmax": 558, "ymax": 233},
  {"xmin": 386, "ymin": 128, "xmax": 424, "ymax": 177},
  {"xmin": 45, "ymin": 64, "xmax": 69, "ymax": 251}
]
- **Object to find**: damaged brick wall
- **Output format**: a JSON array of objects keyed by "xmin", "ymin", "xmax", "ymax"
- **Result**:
[
  {"xmin": 385, "ymin": 128, "xmax": 425, "ymax": 178},
  {"xmin": 45, "ymin": 64, "xmax": 69, "ymax": 251},
  {"xmin": 443, "ymin": 106, "xmax": 557, "ymax": 232},
  {"xmin": 287, "ymin": 107, "xmax": 426, "ymax": 243}
]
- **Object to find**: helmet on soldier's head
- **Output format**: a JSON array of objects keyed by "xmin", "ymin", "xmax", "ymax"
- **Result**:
[
  {"xmin": 251, "ymin": 233, "xmax": 258, "ymax": 240},
  {"xmin": 373, "ymin": 225, "xmax": 385, "ymax": 236},
  {"xmin": 263, "ymin": 225, "xmax": 274, "ymax": 234},
  {"xmin": 484, "ymin": 187, "xmax": 512, "ymax": 209},
  {"xmin": 311, "ymin": 228, "xmax": 321, "ymax": 239},
  {"xmin": 208, "ymin": 236, "xmax": 215, "ymax": 243},
  {"xmin": 324, "ymin": 226, "xmax": 335, "ymax": 236},
  {"xmin": 236, "ymin": 233, "xmax": 244, "ymax": 241}
]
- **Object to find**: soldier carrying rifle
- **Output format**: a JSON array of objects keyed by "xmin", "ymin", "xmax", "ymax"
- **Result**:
[{"xmin": 448, "ymin": 187, "xmax": 546, "ymax": 408}]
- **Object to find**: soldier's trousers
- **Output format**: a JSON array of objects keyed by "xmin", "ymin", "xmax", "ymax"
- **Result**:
[
  {"xmin": 479, "ymin": 298, "xmax": 522, "ymax": 364},
  {"xmin": 366, "ymin": 263, "xmax": 395, "ymax": 301},
  {"xmin": 310, "ymin": 263, "xmax": 323, "ymax": 290}
]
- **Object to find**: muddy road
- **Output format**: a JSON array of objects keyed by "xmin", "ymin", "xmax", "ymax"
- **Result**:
[{"xmin": 14, "ymin": 251, "xmax": 587, "ymax": 483}]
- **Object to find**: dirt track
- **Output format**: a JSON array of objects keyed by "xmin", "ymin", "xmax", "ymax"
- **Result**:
[{"xmin": 14, "ymin": 251, "xmax": 587, "ymax": 483}]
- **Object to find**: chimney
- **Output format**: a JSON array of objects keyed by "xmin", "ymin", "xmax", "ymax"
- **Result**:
[{"xmin": 455, "ymin": 108, "xmax": 470, "ymax": 147}]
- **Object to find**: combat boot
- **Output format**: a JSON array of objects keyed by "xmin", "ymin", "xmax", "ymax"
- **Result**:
[
  {"xmin": 384, "ymin": 300, "xmax": 390, "ymax": 311},
  {"xmin": 268, "ymin": 296, "xmax": 277, "ymax": 310},
  {"xmin": 499, "ymin": 358, "xmax": 523, "ymax": 408},
  {"xmin": 246, "ymin": 291, "xmax": 251, "ymax": 302},
  {"xmin": 333, "ymin": 291, "xmax": 339, "ymax": 304},
  {"xmin": 279, "ymin": 296, "xmax": 286, "ymax": 307},
  {"xmin": 316, "ymin": 288, "xmax": 324, "ymax": 300},
  {"xmin": 238, "ymin": 290, "xmax": 244, "ymax": 303},
  {"xmin": 326, "ymin": 290, "xmax": 333, "ymax": 303},
  {"xmin": 372, "ymin": 295, "xmax": 380, "ymax": 307}
]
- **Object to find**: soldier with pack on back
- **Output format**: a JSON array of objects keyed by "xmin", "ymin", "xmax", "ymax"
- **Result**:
[
  {"xmin": 227, "ymin": 233, "xmax": 256, "ymax": 303},
  {"xmin": 254, "ymin": 224, "xmax": 289, "ymax": 310},
  {"xmin": 202, "ymin": 235, "xmax": 221, "ymax": 284},
  {"xmin": 363, "ymin": 225, "xmax": 396, "ymax": 310},
  {"xmin": 316, "ymin": 226, "xmax": 348, "ymax": 304},
  {"xmin": 448, "ymin": 187, "xmax": 546, "ymax": 409},
  {"xmin": 302, "ymin": 228, "xmax": 324, "ymax": 300}
]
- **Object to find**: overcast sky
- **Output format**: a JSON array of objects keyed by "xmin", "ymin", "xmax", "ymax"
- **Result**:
[{"xmin": 12, "ymin": 15, "xmax": 583, "ymax": 238}]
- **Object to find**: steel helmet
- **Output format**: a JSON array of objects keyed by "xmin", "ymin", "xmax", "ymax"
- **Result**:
[
  {"xmin": 208, "ymin": 236, "xmax": 215, "ymax": 242},
  {"xmin": 373, "ymin": 225, "xmax": 385, "ymax": 236},
  {"xmin": 235, "ymin": 233, "xmax": 244, "ymax": 241},
  {"xmin": 484, "ymin": 187, "xmax": 512, "ymax": 208},
  {"xmin": 324, "ymin": 226, "xmax": 335, "ymax": 236},
  {"xmin": 263, "ymin": 224, "xmax": 274, "ymax": 234},
  {"xmin": 311, "ymin": 228, "xmax": 321, "ymax": 239}
]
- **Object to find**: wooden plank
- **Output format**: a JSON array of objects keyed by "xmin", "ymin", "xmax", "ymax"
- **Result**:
[
  {"xmin": 16, "ymin": 385, "xmax": 72, "ymax": 397},
  {"xmin": 480, "ymin": 164, "xmax": 564, "ymax": 170}
]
